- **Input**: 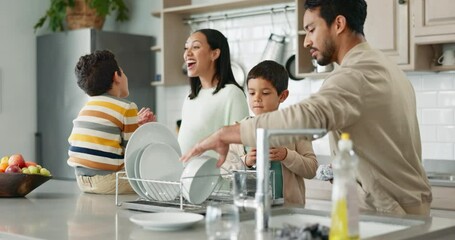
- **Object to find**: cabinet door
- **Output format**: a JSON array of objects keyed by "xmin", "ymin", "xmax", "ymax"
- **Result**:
[
  {"xmin": 413, "ymin": 0, "xmax": 455, "ymax": 37},
  {"xmin": 364, "ymin": 0, "xmax": 409, "ymax": 65}
]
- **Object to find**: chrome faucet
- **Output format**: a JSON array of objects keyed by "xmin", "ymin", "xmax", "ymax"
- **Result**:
[{"xmin": 233, "ymin": 128, "xmax": 327, "ymax": 231}]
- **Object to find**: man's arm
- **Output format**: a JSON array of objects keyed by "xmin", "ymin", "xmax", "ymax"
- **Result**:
[{"xmin": 180, "ymin": 124, "xmax": 241, "ymax": 167}]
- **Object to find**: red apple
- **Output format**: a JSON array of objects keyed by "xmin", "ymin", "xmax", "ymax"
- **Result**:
[
  {"xmin": 8, "ymin": 154, "xmax": 26, "ymax": 168},
  {"xmin": 25, "ymin": 161, "xmax": 37, "ymax": 167},
  {"xmin": 5, "ymin": 165, "xmax": 22, "ymax": 173}
]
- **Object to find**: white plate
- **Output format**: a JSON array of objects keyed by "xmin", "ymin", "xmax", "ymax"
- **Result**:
[
  {"xmin": 124, "ymin": 147, "xmax": 149, "ymax": 199},
  {"xmin": 130, "ymin": 212, "xmax": 204, "ymax": 231},
  {"xmin": 134, "ymin": 144, "xmax": 151, "ymax": 199},
  {"xmin": 139, "ymin": 142, "xmax": 182, "ymax": 201},
  {"xmin": 181, "ymin": 155, "xmax": 220, "ymax": 204},
  {"xmin": 125, "ymin": 122, "xmax": 181, "ymax": 197}
]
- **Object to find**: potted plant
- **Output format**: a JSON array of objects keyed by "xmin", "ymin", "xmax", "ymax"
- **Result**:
[{"xmin": 34, "ymin": 0, "xmax": 129, "ymax": 32}]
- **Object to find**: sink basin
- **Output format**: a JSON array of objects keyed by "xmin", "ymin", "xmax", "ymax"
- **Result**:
[{"xmin": 240, "ymin": 207, "xmax": 431, "ymax": 240}]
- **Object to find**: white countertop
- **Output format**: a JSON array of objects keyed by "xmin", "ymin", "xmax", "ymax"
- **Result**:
[{"xmin": 1, "ymin": 180, "xmax": 455, "ymax": 240}]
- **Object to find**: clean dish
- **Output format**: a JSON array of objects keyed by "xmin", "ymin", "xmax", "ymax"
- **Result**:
[
  {"xmin": 130, "ymin": 212, "xmax": 204, "ymax": 231},
  {"xmin": 139, "ymin": 142, "xmax": 182, "ymax": 201},
  {"xmin": 124, "ymin": 147, "xmax": 149, "ymax": 200},
  {"xmin": 125, "ymin": 122, "xmax": 181, "ymax": 197},
  {"xmin": 126, "ymin": 122, "xmax": 181, "ymax": 157},
  {"xmin": 133, "ymin": 144, "xmax": 151, "ymax": 199},
  {"xmin": 181, "ymin": 155, "xmax": 220, "ymax": 204}
]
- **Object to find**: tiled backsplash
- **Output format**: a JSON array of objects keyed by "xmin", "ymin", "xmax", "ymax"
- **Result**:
[{"xmin": 157, "ymin": 4, "xmax": 455, "ymax": 161}]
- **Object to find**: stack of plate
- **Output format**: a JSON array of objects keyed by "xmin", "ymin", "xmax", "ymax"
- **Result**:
[
  {"xmin": 124, "ymin": 122, "xmax": 183, "ymax": 201},
  {"xmin": 125, "ymin": 122, "xmax": 221, "ymax": 204}
]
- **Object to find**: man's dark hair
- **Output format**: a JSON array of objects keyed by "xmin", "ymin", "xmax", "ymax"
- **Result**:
[
  {"xmin": 304, "ymin": 0, "xmax": 367, "ymax": 36},
  {"xmin": 75, "ymin": 50, "xmax": 121, "ymax": 96},
  {"xmin": 246, "ymin": 60, "xmax": 288, "ymax": 95}
]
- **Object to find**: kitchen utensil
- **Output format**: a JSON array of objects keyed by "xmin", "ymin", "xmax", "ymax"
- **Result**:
[
  {"xmin": 129, "ymin": 212, "xmax": 204, "ymax": 231},
  {"xmin": 231, "ymin": 61, "xmax": 245, "ymax": 86},
  {"xmin": 311, "ymin": 59, "xmax": 334, "ymax": 73},
  {"xmin": 261, "ymin": 33, "xmax": 286, "ymax": 63},
  {"xmin": 0, "ymin": 173, "xmax": 52, "ymax": 197},
  {"xmin": 181, "ymin": 155, "xmax": 220, "ymax": 204},
  {"xmin": 205, "ymin": 203, "xmax": 240, "ymax": 240},
  {"xmin": 285, "ymin": 55, "xmax": 304, "ymax": 80},
  {"xmin": 437, "ymin": 43, "xmax": 455, "ymax": 66},
  {"xmin": 139, "ymin": 142, "xmax": 182, "ymax": 201}
]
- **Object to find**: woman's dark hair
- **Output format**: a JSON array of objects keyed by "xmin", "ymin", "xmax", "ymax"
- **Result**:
[
  {"xmin": 246, "ymin": 60, "xmax": 288, "ymax": 95},
  {"xmin": 75, "ymin": 50, "xmax": 121, "ymax": 96},
  {"xmin": 304, "ymin": 0, "xmax": 367, "ymax": 36},
  {"xmin": 188, "ymin": 29, "xmax": 243, "ymax": 99}
]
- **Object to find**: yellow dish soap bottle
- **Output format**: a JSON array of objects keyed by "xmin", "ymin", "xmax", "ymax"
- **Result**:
[{"xmin": 329, "ymin": 133, "xmax": 359, "ymax": 240}]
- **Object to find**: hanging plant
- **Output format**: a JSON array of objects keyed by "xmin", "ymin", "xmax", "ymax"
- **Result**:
[{"xmin": 34, "ymin": 0, "xmax": 129, "ymax": 32}]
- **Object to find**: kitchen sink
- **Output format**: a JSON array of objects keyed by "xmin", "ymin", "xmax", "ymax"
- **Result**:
[
  {"xmin": 426, "ymin": 172, "xmax": 455, "ymax": 181},
  {"xmin": 239, "ymin": 207, "xmax": 442, "ymax": 240}
]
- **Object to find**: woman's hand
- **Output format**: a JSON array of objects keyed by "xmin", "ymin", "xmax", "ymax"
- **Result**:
[{"xmin": 138, "ymin": 107, "xmax": 156, "ymax": 125}]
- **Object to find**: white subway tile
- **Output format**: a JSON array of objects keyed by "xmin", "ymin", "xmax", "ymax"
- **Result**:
[
  {"xmin": 422, "ymin": 142, "xmax": 453, "ymax": 160},
  {"xmin": 438, "ymin": 91, "xmax": 455, "ymax": 107},
  {"xmin": 406, "ymin": 73, "xmax": 422, "ymax": 91},
  {"xmin": 422, "ymin": 73, "xmax": 453, "ymax": 90},
  {"xmin": 420, "ymin": 125, "xmax": 437, "ymax": 141},
  {"xmin": 437, "ymin": 126, "xmax": 455, "ymax": 142},
  {"xmin": 421, "ymin": 109, "xmax": 454, "ymax": 124},
  {"xmin": 415, "ymin": 91, "xmax": 437, "ymax": 108}
]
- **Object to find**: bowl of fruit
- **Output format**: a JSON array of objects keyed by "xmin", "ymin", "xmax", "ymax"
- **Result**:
[{"xmin": 0, "ymin": 154, "xmax": 52, "ymax": 197}]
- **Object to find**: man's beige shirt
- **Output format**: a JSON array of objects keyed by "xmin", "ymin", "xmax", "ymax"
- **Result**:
[{"xmin": 240, "ymin": 42, "xmax": 432, "ymax": 215}]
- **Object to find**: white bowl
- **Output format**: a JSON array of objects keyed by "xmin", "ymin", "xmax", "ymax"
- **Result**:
[{"xmin": 180, "ymin": 155, "xmax": 220, "ymax": 204}]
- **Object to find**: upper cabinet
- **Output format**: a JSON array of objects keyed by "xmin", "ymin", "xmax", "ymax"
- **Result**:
[
  {"xmin": 364, "ymin": 0, "xmax": 409, "ymax": 66},
  {"xmin": 295, "ymin": 0, "xmax": 411, "ymax": 78},
  {"xmin": 153, "ymin": 0, "xmax": 293, "ymax": 86},
  {"xmin": 413, "ymin": 0, "xmax": 455, "ymax": 37},
  {"xmin": 411, "ymin": 0, "xmax": 455, "ymax": 71}
]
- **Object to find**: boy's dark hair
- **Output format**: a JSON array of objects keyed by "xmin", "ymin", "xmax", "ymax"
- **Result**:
[
  {"xmin": 75, "ymin": 50, "xmax": 121, "ymax": 96},
  {"xmin": 246, "ymin": 60, "xmax": 288, "ymax": 95},
  {"xmin": 304, "ymin": 0, "xmax": 367, "ymax": 36},
  {"xmin": 188, "ymin": 29, "xmax": 243, "ymax": 99}
]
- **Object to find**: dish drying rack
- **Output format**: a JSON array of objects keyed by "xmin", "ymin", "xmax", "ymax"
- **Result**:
[{"xmin": 115, "ymin": 170, "xmax": 278, "ymax": 213}]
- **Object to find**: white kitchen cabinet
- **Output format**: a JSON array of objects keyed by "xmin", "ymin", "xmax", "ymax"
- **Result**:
[
  {"xmin": 413, "ymin": 0, "xmax": 455, "ymax": 37},
  {"xmin": 152, "ymin": 0, "xmax": 293, "ymax": 86},
  {"xmin": 411, "ymin": 0, "xmax": 455, "ymax": 72},
  {"xmin": 295, "ymin": 0, "xmax": 411, "ymax": 78}
]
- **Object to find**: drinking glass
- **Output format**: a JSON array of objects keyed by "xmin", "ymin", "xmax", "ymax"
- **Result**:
[{"xmin": 205, "ymin": 203, "xmax": 240, "ymax": 240}]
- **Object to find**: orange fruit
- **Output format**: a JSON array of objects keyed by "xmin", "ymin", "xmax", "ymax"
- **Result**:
[{"xmin": 0, "ymin": 162, "xmax": 8, "ymax": 172}]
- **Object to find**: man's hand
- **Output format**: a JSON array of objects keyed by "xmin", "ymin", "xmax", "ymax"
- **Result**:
[{"xmin": 180, "ymin": 124, "xmax": 242, "ymax": 168}]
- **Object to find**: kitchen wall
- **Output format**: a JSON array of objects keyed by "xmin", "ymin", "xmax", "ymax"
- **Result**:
[{"xmin": 158, "ymin": 4, "xmax": 455, "ymax": 161}]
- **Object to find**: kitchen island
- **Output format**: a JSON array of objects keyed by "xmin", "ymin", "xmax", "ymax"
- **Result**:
[{"xmin": 1, "ymin": 180, "xmax": 455, "ymax": 240}]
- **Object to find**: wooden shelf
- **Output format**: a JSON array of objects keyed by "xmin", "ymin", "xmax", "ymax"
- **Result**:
[
  {"xmin": 162, "ymin": 0, "xmax": 293, "ymax": 14},
  {"xmin": 431, "ymin": 65, "xmax": 455, "ymax": 72}
]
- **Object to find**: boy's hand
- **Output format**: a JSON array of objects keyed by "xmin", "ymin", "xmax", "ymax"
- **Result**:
[
  {"xmin": 245, "ymin": 147, "xmax": 287, "ymax": 166},
  {"xmin": 269, "ymin": 147, "xmax": 287, "ymax": 161},
  {"xmin": 245, "ymin": 148, "xmax": 257, "ymax": 167},
  {"xmin": 138, "ymin": 107, "xmax": 156, "ymax": 125}
]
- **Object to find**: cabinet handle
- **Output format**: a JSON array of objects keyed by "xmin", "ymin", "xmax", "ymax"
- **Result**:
[{"xmin": 398, "ymin": 0, "xmax": 406, "ymax": 4}]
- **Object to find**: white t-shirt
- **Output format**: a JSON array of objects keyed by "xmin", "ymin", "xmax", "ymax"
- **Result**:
[{"xmin": 178, "ymin": 84, "xmax": 249, "ymax": 157}]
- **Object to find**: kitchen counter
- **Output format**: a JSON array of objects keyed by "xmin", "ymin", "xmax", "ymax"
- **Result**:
[{"xmin": 1, "ymin": 180, "xmax": 455, "ymax": 240}]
